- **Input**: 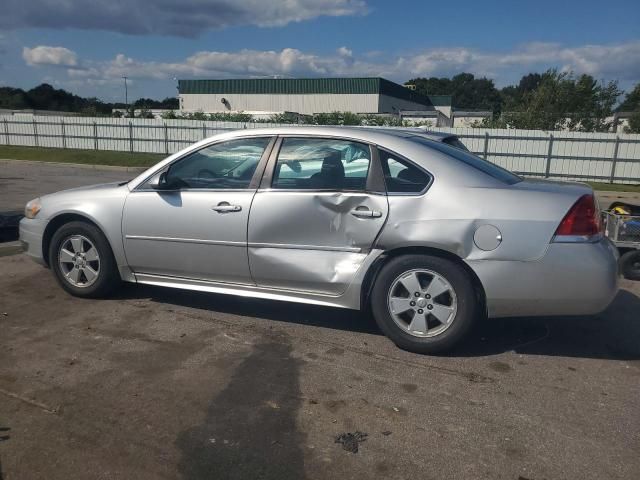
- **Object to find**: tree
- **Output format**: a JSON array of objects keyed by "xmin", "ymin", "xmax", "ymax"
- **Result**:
[
  {"xmin": 406, "ymin": 73, "xmax": 502, "ymax": 113},
  {"xmin": 626, "ymin": 111, "xmax": 640, "ymax": 133},
  {"xmin": 0, "ymin": 82, "xmax": 176, "ymax": 115},
  {"xmin": 566, "ymin": 75, "xmax": 621, "ymax": 131},
  {"xmin": 619, "ymin": 83, "xmax": 640, "ymax": 133},
  {"xmin": 618, "ymin": 83, "xmax": 640, "ymax": 111},
  {"xmin": 0, "ymin": 87, "xmax": 30, "ymax": 109},
  {"xmin": 133, "ymin": 97, "xmax": 178, "ymax": 109},
  {"xmin": 486, "ymin": 70, "xmax": 621, "ymax": 132}
]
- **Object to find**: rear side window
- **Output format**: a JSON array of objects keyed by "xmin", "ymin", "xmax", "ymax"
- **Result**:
[
  {"xmin": 272, "ymin": 138, "xmax": 371, "ymax": 191},
  {"xmin": 379, "ymin": 149, "xmax": 431, "ymax": 194},
  {"xmin": 410, "ymin": 136, "xmax": 522, "ymax": 185}
]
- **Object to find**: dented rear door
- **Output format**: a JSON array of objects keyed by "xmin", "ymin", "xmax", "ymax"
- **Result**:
[{"xmin": 247, "ymin": 136, "xmax": 388, "ymax": 295}]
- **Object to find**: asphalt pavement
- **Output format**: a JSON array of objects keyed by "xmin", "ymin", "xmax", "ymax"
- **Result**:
[
  {"xmin": 0, "ymin": 159, "xmax": 639, "ymax": 479},
  {"xmin": 1, "ymin": 255, "xmax": 639, "ymax": 479}
]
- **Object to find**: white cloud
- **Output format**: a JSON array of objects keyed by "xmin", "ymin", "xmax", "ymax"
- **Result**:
[
  {"xmin": 2, "ymin": 0, "xmax": 367, "ymax": 37},
  {"xmin": 26, "ymin": 41, "xmax": 640, "ymax": 93},
  {"xmin": 23, "ymin": 45, "xmax": 78, "ymax": 67}
]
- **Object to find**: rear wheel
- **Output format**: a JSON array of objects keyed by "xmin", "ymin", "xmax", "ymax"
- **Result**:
[
  {"xmin": 620, "ymin": 250, "xmax": 640, "ymax": 281},
  {"xmin": 49, "ymin": 221, "xmax": 120, "ymax": 298},
  {"xmin": 371, "ymin": 254, "xmax": 478, "ymax": 354}
]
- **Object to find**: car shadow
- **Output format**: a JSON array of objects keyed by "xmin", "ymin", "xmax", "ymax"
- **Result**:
[
  {"xmin": 116, "ymin": 283, "xmax": 380, "ymax": 335},
  {"xmin": 117, "ymin": 283, "xmax": 640, "ymax": 361},
  {"xmin": 451, "ymin": 289, "xmax": 640, "ymax": 361}
]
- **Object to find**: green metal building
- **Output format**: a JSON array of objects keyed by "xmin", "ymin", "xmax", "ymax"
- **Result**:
[{"xmin": 178, "ymin": 77, "xmax": 450, "ymax": 115}]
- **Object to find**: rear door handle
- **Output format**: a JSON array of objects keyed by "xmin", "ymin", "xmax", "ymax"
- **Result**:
[
  {"xmin": 212, "ymin": 202, "xmax": 242, "ymax": 213},
  {"xmin": 350, "ymin": 208, "xmax": 382, "ymax": 218}
]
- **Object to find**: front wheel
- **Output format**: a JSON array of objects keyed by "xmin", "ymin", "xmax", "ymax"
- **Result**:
[
  {"xmin": 49, "ymin": 221, "xmax": 121, "ymax": 298},
  {"xmin": 370, "ymin": 254, "xmax": 479, "ymax": 354}
]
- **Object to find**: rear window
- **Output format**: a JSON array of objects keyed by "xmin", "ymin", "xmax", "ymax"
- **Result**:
[{"xmin": 410, "ymin": 136, "xmax": 522, "ymax": 185}]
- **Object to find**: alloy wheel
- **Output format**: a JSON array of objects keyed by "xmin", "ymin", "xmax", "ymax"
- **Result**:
[
  {"xmin": 58, "ymin": 235, "xmax": 101, "ymax": 288},
  {"xmin": 387, "ymin": 269, "xmax": 457, "ymax": 338}
]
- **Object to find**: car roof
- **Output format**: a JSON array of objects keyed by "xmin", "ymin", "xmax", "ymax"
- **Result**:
[
  {"xmin": 215, "ymin": 125, "xmax": 457, "ymax": 143},
  {"xmin": 352, "ymin": 127, "xmax": 458, "ymax": 142}
]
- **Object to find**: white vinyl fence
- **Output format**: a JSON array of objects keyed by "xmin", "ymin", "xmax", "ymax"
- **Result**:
[{"xmin": 1, "ymin": 115, "xmax": 640, "ymax": 184}]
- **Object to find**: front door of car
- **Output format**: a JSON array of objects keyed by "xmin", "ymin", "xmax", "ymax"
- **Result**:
[
  {"xmin": 247, "ymin": 137, "xmax": 389, "ymax": 295},
  {"xmin": 122, "ymin": 136, "xmax": 274, "ymax": 284}
]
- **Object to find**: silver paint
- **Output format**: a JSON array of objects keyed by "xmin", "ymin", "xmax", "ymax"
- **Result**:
[{"xmin": 19, "ymin": 126, "xmax": 619, "ymax": 317}]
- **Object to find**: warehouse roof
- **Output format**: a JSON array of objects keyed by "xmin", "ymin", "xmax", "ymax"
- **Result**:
[{"xmin": 178, "ymin": 77, "xmax": 451, "ymax": 107}]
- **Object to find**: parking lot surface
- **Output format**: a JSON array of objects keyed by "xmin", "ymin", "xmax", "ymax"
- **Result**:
[
  {"xmin": 1, "ymin": 160, "xmax": 640, "ymax": 479},
  {"xmin": 0, "ymin": 160, "xmax": 139, "ymax": 212},
  {"xmin": 1, "ymin": 254, "xmax": 639, "ymax": 480}
]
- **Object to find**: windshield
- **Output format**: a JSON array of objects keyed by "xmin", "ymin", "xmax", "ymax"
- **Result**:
[{"xmin": 410, "ymin": 136, "xmax": 522, "ymax": 185}]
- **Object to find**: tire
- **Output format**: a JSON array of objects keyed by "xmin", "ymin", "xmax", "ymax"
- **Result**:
[
  {"xmin": 370, "ymin": 254, "xmax": 479, "ymax": 354},
  {"xmin": 620, "ymin": 250, "xmax": 640, "ymax": 281},
  {"xmin": 49, "ymin": 221, "xmax": 121, "ymax": 298}
]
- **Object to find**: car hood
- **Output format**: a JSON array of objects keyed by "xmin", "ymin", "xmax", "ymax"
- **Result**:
[
  {"xmin": 38, "ymin": 181, "xmax": 131, "ymax": 224},
  {"xmin": 41, "ymin": 181, "xmax": 130, "ymax": 201}
]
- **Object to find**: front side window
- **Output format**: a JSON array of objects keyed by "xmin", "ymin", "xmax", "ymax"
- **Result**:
[
  {"xmin": 380, "ymin": 150, "xmax": 431, "ymax": 194},
  {"xmin": 163, "ymin": 137, "xmax": 271, "ymax": 189},
  {"xmin": 272, "ymin": 138, "xmax": 371, "ymax": 191}
]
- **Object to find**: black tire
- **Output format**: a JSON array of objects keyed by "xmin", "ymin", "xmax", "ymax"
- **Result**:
[
  {"xmin": 370, "ymin": 254, "xmax": 479, "ymax": 354},
  {"xmin": 620, "ymin": 250, "xmax": 640, "ymax": 281},
  {"xmin": 49, "ymin": 221, "xmax": 121, "ymax": 298}
]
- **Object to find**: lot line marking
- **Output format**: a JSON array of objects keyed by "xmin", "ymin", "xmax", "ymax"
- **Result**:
[{"xmin": 0, "ymin": 387, "xmax": 59, "ymax": 414}]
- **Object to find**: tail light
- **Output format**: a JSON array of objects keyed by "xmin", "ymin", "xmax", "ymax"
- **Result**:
[{"xmin": 553, "ymin": 194, "xmax": 602, "ymax": 241}]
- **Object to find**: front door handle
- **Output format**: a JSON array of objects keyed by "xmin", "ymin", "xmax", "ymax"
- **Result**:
[
  {"xmin": 212, "ymin": 202, "xmax": 242, "ymax": 213},
  {"xmin": 350, "ymin": 208, "xmax": 382, "ymax": 218}
]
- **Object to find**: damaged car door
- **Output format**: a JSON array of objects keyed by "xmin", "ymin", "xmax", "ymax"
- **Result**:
[{"xmin": 248, "ymin": 136, "xmax": 389, "ymax": 295}]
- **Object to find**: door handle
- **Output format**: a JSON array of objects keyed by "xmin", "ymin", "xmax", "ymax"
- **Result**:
[
  {"xmin": 212, "ymin": 202, "xmax": 242, "ymax": 213},
  {"xmin": 350, "ymin": 208, "xmax": 382, "ymax": 218}
]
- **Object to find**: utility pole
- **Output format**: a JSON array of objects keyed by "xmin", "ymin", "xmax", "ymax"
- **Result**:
[{"xmin": 122, "ymin": 76, "xmax": 129, "ymax": 111}]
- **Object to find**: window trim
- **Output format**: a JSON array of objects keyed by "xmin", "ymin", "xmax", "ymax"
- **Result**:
[
  {"xmin": 134, "ymin": 135, "xmax": 277, "ymax": 192},
  {"xmin": 377, "ymin": 146, "xmax": 434, "ymax": 196},
  {"xmin": 261, "ymin": 134, "xmax": 385, "ymax": 194}
]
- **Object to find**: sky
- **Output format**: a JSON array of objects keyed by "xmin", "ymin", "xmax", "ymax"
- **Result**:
[{"xmin": 1, "ymin": 0, "xmax": 639, "ymax": 102}]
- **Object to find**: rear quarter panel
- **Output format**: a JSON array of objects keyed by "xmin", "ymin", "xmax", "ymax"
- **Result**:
[{"xmin": 377, "ymin": 180, "xmax": 585, "ymax": 262}]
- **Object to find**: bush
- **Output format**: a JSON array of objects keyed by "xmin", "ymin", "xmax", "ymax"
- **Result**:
[{"xmin": 207, "ymin": 112, "xmax": 253, "ymax": 122}]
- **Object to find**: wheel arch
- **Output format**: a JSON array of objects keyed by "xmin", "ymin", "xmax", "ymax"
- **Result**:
[
  {"xmin": 361, "ymin": 246, "xmax": 487, "ymax": 316},
  {"xmin": 42, "ymin": 213, "xmax": 107, "ymax": 266}
]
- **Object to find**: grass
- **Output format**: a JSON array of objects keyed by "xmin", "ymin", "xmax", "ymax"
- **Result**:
[
  {"xmin": 587, "ymin": 182, "xmax": 640, "ymax": 193},
  {"xmin": 0, "ymin": 145, "xmax": 165, "ymax": 168},
  {"xmin": 1, "ymin": 145, "xmax": 640, "ymax": 193}
]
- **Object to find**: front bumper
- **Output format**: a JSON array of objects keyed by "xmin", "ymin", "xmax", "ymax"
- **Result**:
[
  {"xmin": 468, "ymin": 238, "xmax": 620, "ymax": 318},
  {"xmin": 19, "ymin": 217, "xmax": 47, "ymax": 266}
]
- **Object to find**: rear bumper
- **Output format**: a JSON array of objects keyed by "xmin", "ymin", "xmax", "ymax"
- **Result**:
[
  {"xmin": 19, "ymin": 217, "xmax": 47, "ymax": 266},
  {"xmin": 468, "ymin": 238, "xmax": 619, "ymax": 318}
]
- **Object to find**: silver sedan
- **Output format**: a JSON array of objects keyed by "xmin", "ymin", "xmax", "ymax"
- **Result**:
[{"xmin": 19, "ymin": 127, "xmax": 619, "ymax": 353}]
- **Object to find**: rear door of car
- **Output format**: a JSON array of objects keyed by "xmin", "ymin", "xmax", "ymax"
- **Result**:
[{"xmin": 247, "ymin": 136, "xmax": 389, "ymax": 295}]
